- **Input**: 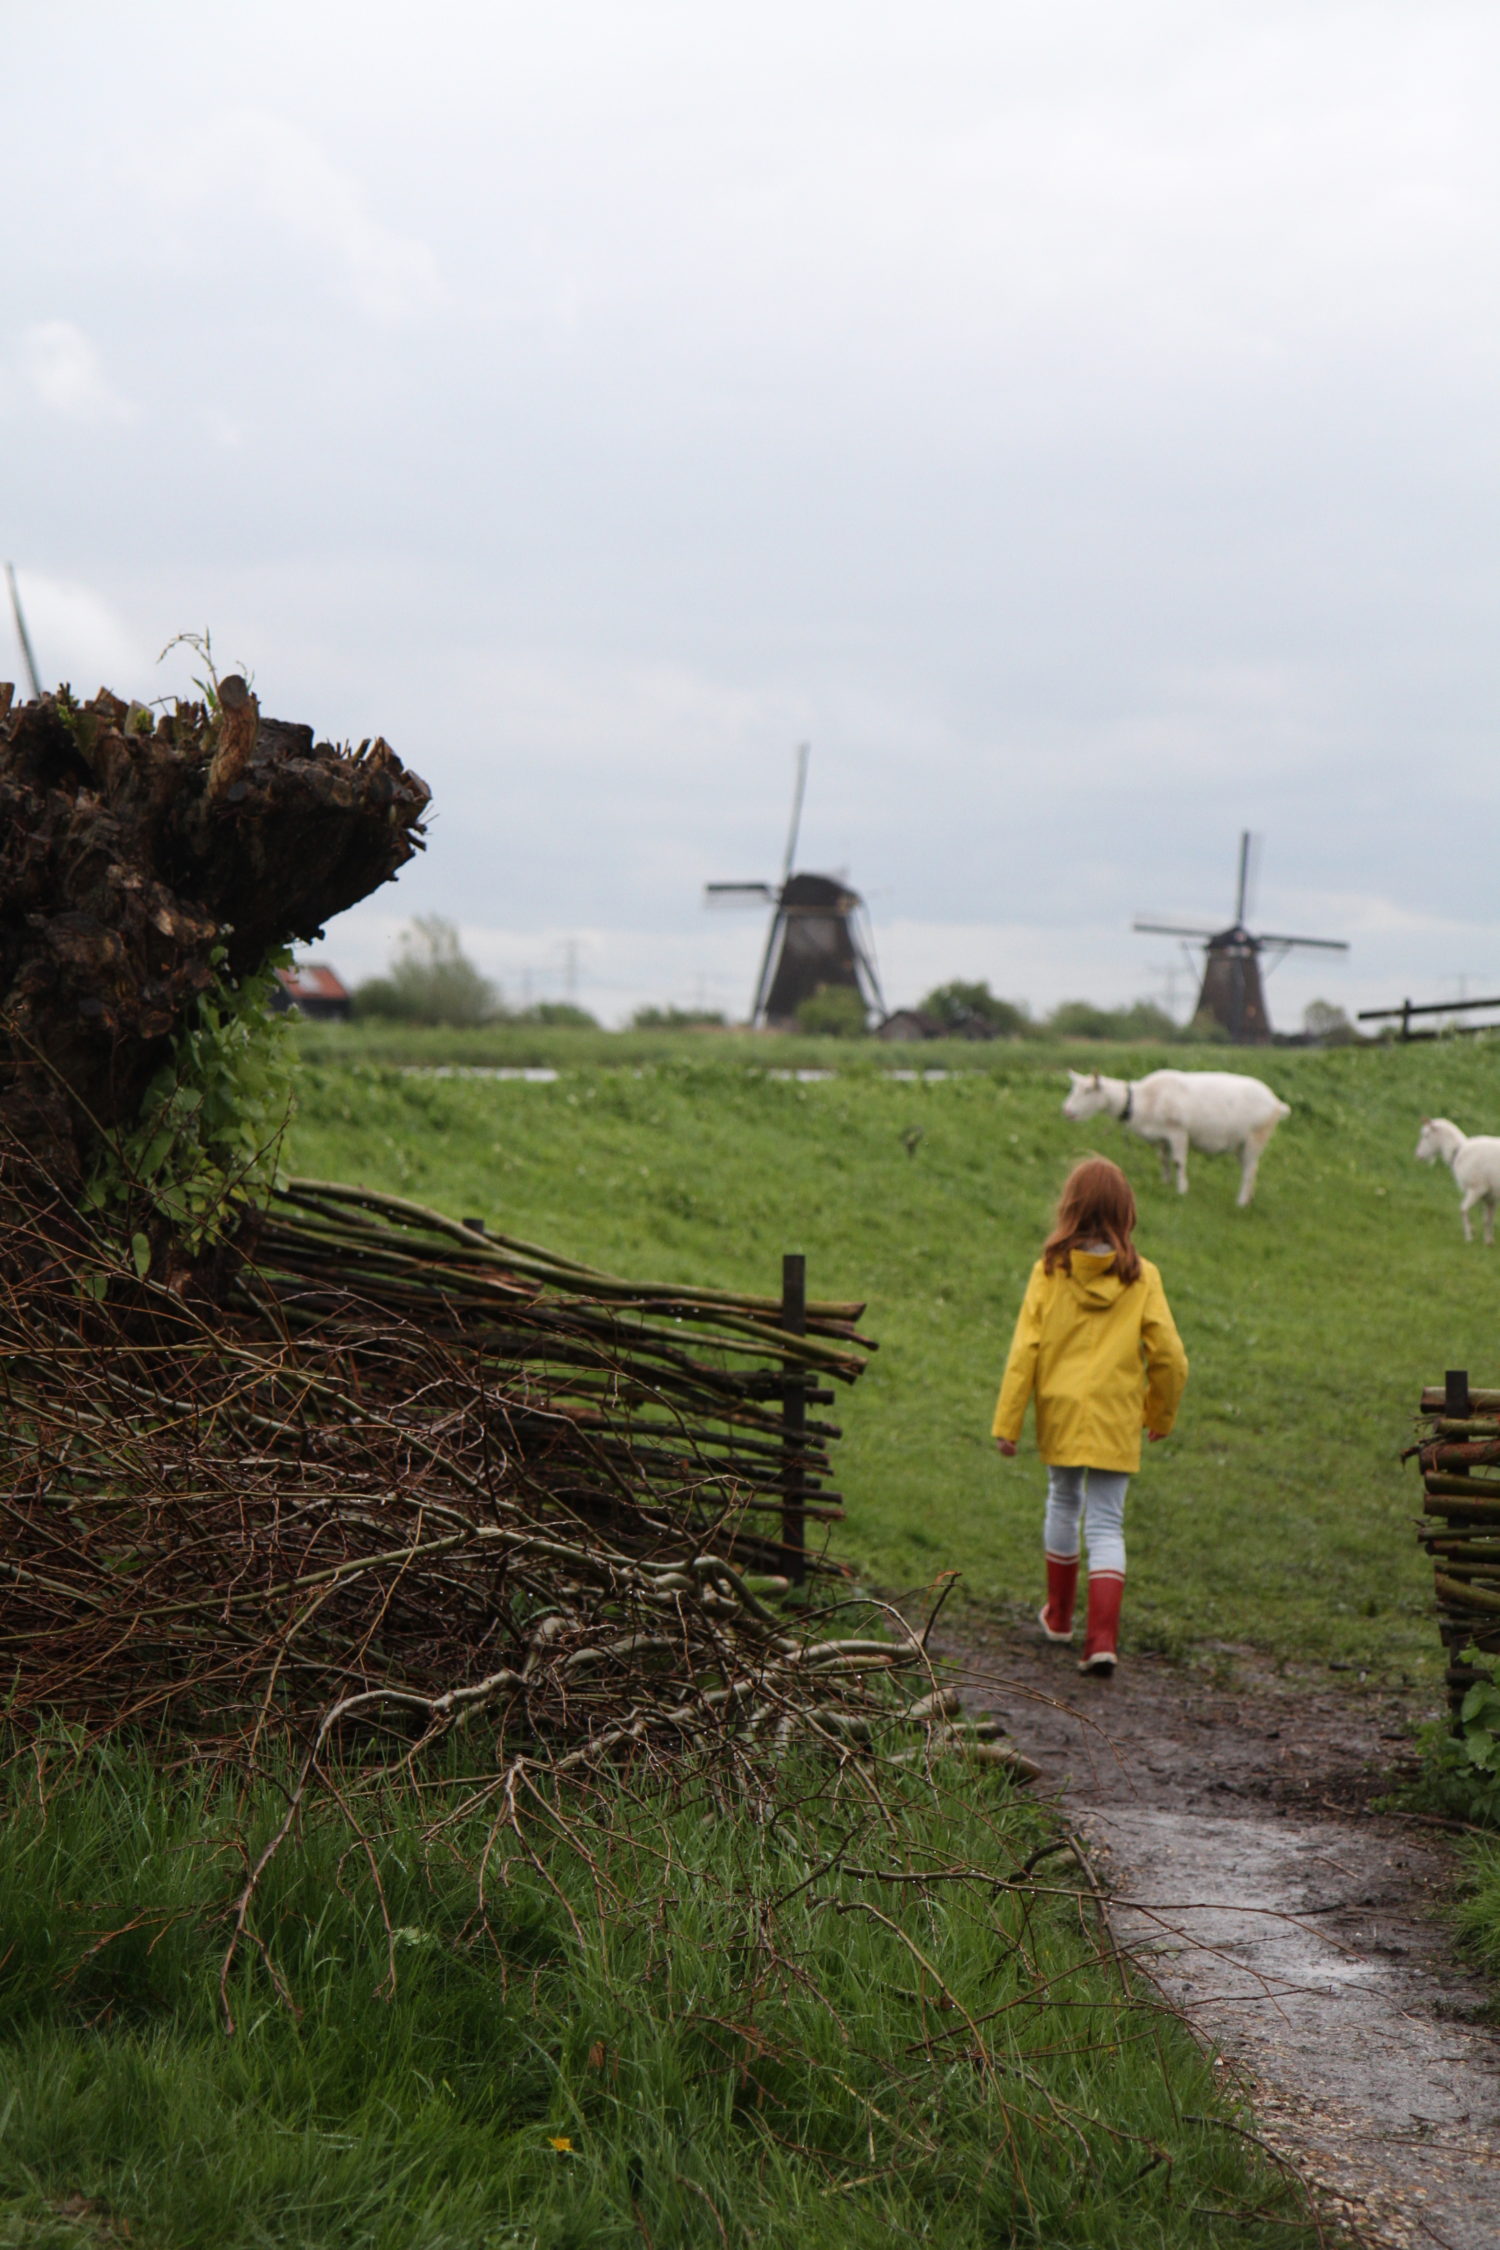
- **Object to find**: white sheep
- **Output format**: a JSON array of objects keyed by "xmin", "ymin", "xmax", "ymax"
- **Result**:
[
  {"xmin": 1062, "ymin": 1068, "xmax": 1291, "ymax": 1206},
  {"xmin": 1414, "ymin": 1117, "xmax": 1500, "ymax": 1244}
]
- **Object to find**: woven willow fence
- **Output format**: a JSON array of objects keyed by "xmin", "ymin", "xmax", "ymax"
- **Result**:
[{"xmin": 1413, "ymin": 1371, "xmax": 1500, "ymax": 1716}]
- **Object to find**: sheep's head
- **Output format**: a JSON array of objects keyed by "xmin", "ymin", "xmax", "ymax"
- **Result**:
[
  {"xmin": 1061, "ymin": 1070, "xmax": 1109, "ymax": 1122},
  {"xmin": 1415, "ymin": 1117, "xmax": 1446, "ymax": 1163}
]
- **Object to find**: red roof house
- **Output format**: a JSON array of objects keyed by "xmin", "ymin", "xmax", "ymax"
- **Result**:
[{"xmin": 272, "ymin": 964, "xmax": 353, "ymax": 1021}]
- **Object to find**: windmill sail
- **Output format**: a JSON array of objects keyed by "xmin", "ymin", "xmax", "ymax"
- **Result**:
[
  {"xmin": 6, "ymin": 565, "xmax": 42, "ymax": 701},
  {"xmin": 780, "ymin": 742, "xmax": 809, "ymax": 892}
]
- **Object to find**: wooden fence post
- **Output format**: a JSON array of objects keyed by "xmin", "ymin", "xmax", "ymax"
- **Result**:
[{"xmin": 781, "ymin": 1252, "xmax": 807, "ymax": 1582}]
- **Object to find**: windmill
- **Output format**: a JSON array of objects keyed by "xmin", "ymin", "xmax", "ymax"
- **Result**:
[
  {"xmin": 5, "ymin": 564, "xmax": 43, "ymax": 699},
  {"xmin": 705, "ymin": 744, "xmax": 885, "ymax": 1030},
  {"xmin": 1133, "ymin": 833, "xmax": 1348, "ymax": 1043}
]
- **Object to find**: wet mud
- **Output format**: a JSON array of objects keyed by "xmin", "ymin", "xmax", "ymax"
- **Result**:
[{"xmin": 931, "ymin": 1616, "xmax": 1500, "ymax": 2248}]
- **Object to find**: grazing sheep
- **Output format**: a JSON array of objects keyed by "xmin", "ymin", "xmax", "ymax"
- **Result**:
[
  {"xmin": 1414, "ymin": 1117, "xmax": 1500, "ymax": 1244},
  {"xmin": 1062, "ymin": 1069, "xmax": 1291, "ymax": 1207}
]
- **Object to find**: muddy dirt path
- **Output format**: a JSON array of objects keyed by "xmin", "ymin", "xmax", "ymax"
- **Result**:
[{"xmin": 929, "ymin": 1618, "xmax": 1500, "ymax": 2249}]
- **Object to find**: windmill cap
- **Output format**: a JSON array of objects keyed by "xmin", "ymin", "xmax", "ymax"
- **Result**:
[{"xmin": 782, "ymin": 872, "xmax": 860, "ymax": 910}]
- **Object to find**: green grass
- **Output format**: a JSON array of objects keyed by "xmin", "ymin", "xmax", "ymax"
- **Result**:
[
  {"xmin": 284, "ymin": 1030, "xmax": 1500, "ymax": 1680},
  {"xmin": 0, "ymin": 1749, "xmax": 1321, "ymax": 2249},
  {"xmin": 1455, "ymin": 1836, "xmax": 1500, "ymax": 1984},
  {"xmin": 5, "ymin": 1029, "xmax": 1475, "ymax": 2242}
]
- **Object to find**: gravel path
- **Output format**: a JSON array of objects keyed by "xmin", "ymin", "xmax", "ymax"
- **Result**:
[{"xmin": 929, "ymin": 1617, "xmax": 1500, "ymax": 2249}]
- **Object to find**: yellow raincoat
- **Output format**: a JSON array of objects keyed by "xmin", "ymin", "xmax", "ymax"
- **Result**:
[{"xmin": 991, "ymin": 1251, "xmax": 1188, "ymax": 1473}]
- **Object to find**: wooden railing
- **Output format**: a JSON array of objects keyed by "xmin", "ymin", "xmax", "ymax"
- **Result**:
[{"xmin": 1358, "ymin": 996, "xmax": 1500, "ymax": 1042}]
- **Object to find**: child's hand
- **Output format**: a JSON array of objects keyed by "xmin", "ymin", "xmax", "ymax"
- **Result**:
[
  {"xmin": 1146, "ymin": 1430, "xmax": 1168, "ymax": 1444},
  {"xmin": 993, "ymin": 1436, "xmax": 1018, "ymax": 1458}
]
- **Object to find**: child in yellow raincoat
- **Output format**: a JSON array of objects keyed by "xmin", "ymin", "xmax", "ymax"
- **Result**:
[{"xmin": 992, "ymin": 1157, "xmax": 1188, "ymax": 1674}]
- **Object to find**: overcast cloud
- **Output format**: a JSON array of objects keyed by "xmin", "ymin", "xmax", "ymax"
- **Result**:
[{"xmin": 4, "ymin": 1, "xmax": 1497, "ymax": 1027}]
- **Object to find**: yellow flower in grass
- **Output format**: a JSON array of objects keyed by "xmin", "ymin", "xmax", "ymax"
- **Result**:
[{"xmin": 548, "ymin": 2136, "xmax": 575, "ymax": 2153}]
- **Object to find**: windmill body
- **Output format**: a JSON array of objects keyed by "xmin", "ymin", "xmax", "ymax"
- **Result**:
[
  {"xmin": 1194, "ymin": 924, "xmax": 1273, "ymax": 1043},
  {"xmin": 754, "ymin": 871, "xmax": 881, "ymax": 1027},
  {"xmin": 705, "ymin": 747, "xmax": 884, "ymax": 1029},
  {"xmin": 1134, "ymin": 835, "xmax": 1347, "ymax": 1043}
]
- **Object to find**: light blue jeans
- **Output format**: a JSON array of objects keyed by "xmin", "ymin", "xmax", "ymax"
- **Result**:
[{"xmin": 1043, "ymin": 1465, "xmax": 1128, "ymax": 1579}]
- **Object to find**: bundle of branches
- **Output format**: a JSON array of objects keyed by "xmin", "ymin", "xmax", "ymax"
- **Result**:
[
  {"xmin": 1412, "ymin": 1382, "xmax": 1500, "ymax": 1713},
  {"xmin": 0, "ymin": 1212, "xmax": 1013, "ymax": 1792},
  {"xmin": 0, "ymin": 676, "xmax": 429, "ymax": 1204},
  {"xmin": 239, "ymin": 1177, "xmax": 868, "ymax": 1549},
  {"xmin": 0, "ymin": 674, "xmax": 1010, "ymax": 1827}
]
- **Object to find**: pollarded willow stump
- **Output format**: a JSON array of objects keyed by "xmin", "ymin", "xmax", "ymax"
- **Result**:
[{"xmin": 0, "ymin": 678, "xmax": 429, "ymax": 1201}]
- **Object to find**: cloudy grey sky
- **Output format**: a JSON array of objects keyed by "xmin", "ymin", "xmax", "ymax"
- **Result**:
[{"xmin": 5, "ymin": 1, "xmax": 1497, "ymax": 1027}]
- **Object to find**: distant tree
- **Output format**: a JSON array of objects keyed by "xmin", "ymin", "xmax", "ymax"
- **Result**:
[
  {"xmin": 353, "ymin": 917, "xmax": 498, "ymax": 1026},
  {"xmin": 1047, "ymin": 1000, "xmax": 1117, "ymax": 1040},
  {"xmin": 631, "ymin": 1004, "xmax": 728, "ymax": 1029},
  {"xmin": 1047, "ymin": 999, "xmax": 1183, "ymax": 1042},
  {"xmin": 1112, "ymin": 1001, "xmax": 1182, "ymax": 1043},
  {"xmin": 918, "ymin": 981, "xmax": 1031, "ymax": 1038},
  {"xmin": 519, "ymin": 1001, "xmax": 600, "ymax": 1028},
  {"xmin": 1303, "ymin": 999, "xmax": 1356, "ymax": 1045},
  {"xmin": 795, "ymin": 984, "xmax": 869, "ymax": 1038}
]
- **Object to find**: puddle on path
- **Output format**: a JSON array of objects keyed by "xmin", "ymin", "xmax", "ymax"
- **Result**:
[
  {"xmin": 1089, "ymin": 1805, "xmax": 1500, "ymax": 2249},
  {"xmin": 934, "ymin": 1619, "xmax": 1500, "ymax": 2248}
]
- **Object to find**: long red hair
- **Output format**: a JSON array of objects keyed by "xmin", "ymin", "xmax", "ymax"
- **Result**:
[{"xmin": 1041, "ymin": 1157, "xmax": 1141, "ymax": 1286}]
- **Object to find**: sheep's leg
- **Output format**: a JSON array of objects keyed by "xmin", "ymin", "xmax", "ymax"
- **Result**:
[
  {"xmin": 1236, "ymin": 1119, "xmax": 1278, "ymax": 1208},
  {"xmin": 1157, "ymin": 1141, "xmax": 1174, "ymax": 1187},
  {"xmin": 1460, "ymin": 1187, "xmax": 1479, "ymax": 1243},
  {"xmin": 1167, "ymin": 1129, "xmax": 1189, "ymax": 1195}
]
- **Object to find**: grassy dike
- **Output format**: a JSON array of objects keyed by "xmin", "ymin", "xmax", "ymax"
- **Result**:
[{"xmin": 287, "ymin": 1027, "xmax": 1500, "ymax": 1678}]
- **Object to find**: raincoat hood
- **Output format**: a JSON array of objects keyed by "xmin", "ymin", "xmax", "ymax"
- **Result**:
[
  {"xmin": 1064, "ymin": 1249, "xmax": 1127, "ymax": 1310},
  {"xmin": 992, "ymin": 1252, "xmax": 1188, "ymax": 1473}
]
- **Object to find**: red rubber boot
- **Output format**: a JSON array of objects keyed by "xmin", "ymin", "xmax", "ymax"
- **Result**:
[
  {"xmin": 1039, "ymin": 1553, "xmax": 1079, "ymax": 1643},
  {"xmin": 1080, "ymin": 1572, "xmax": 1124, "ymax": 1674}
]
